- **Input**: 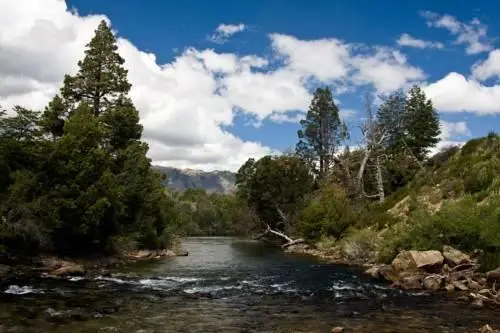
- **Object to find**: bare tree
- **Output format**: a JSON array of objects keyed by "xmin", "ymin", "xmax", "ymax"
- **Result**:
[{"xmin": 357, "ymin": 93, "xmax": 387, "ymax": 202}]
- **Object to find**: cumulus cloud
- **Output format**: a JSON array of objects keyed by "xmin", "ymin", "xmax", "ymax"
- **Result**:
[
  {"xmin": 472, "ymin": 49, "xmax": 500, "ymax": 81},
  {"xmin": 397, "ymin": 33, "xmax": 444, "ymax": 49},
  {"xmin": 269, "ymin": 34, "xmax": 425, "ymax": 93},
  {"xmin": 0, "ymin": 1, "xmax": 452, "ymax": 170},
  {"xmin": 351, "ymin": 47, "xmax": 425, "ymax": 93},
  {"xmin": 210, "ymin": 23, "xmax": 246, "ymax": 44},
  {"xmin": 424, "ymin": 72, "xmax": 500, "ymax": 114},
  {"xmin": 421, "ymin": 11, "xmax": 491, "ymax": 55},
  {"xmin": 440, "ymin": 120, "xmax": 471, "ymax": 140}
]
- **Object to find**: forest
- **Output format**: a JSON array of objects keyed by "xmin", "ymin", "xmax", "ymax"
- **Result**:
[{"xmin": 1, "ymin": 20, "xmax": 499, "ymax": 268}]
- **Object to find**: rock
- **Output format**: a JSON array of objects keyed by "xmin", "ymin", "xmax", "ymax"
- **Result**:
[
  {"xmin": 391, "ymin": 250, "xmax": 444, "ymax": 273},
  {"xmin": 478, "ymin": 324, "xmax": 500, "ymax": 333},
  {"xmin": 470, "ymin": 298, "xmax": 484, "ymax": 309},
  {"xmin": 400, "ymin": 275, "xmax": 422, "ymax": 290},
  {"xmin": 378, "ymin": 265, "xmax": 400, "ymax": 282},
  {"xmin": 423, "ymin": 275, "xmax": 443, "ymax": 291},
  {"xmin": 467, "ymin": 278, "xmax": 482, "ymax": 291},
  {"xmin": 364, "ymin": 266, "xmax": 380, "ymax": 279},
  {"xmin": 445, "ymin": 283, "xmax": 455, "ymax": 292},
  {"xmin": 176, "ymin": 250, "xmax": 189, "ymax": 256},
  {"xmin": 452, "ymin": 280, "xmax": 468, "ymax": 291},
  {"xmin": 158, "ymin": 249, "xmax": 176, "ymax": 257},
  {"xmin": 486, "ymin": 267, "xmax": 500, "ymax": 282},
  {"xmin": 478, "ymin": 288, "xmax": 491, "ymax": 296},
  {"xmin": 50, "ymin": 262, "xmax": 85, "ymax": 277},
  {"xmin": 134, "ymin": 250, "xmax": 154, "ymax": 259},
  {"xmin": 332, "ymin": 327, "xmax": 344, "ymax": 333},
  {"xmin": 442, "ymin": 245, "xmax": 470, "ymax": 266}
]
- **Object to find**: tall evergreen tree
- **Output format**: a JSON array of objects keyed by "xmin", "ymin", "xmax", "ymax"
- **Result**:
[
  {"xmin": 61, "ymin": 20, "xmax": 131, "ymax": 116},
  {"xmin": 296, "ymin": 87, "xmax": 345, "ymax": 178},
  {"xmin": 376, "ymin": 89, "xmax": 406, "ymax": 152},
  {"xmin": 404, "ymin": 85, "xmax": 441, "ymax": 161}
]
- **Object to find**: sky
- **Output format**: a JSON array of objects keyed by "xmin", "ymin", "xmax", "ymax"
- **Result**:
[{"xmin": 1, "ymin": 0, "xmax": 500, "ymax": 171}]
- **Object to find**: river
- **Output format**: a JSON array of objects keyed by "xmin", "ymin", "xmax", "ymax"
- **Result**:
[{"xmin": 1, "ymin": 237, "xmax": 499, "ymax": 332}]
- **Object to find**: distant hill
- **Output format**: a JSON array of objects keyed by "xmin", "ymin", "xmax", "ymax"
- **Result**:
[{"xmin": 154, "ymin": 166, "xmax": 236, "ymax": 194}]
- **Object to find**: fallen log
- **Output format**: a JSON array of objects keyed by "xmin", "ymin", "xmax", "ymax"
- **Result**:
[{"xmin": 281, "ymin": 238, "xmax": 305, "ymax": 249}]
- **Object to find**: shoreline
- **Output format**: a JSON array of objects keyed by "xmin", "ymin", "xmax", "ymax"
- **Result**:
[{"xmin": 285, "ymin": 242, "xmax": 500, "ymax": 309}]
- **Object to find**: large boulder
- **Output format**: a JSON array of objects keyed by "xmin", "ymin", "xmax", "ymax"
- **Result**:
[
  {"xmin": 392, "ymin": 250, "xmax": 444, "ymax": 273},
  {"xmin": 486, "ymin": 267, "xmax": 500, "ymax": 283},
  {"xmin": 442, "ymin": 245, "xmax": 470, "ymax": 266}
]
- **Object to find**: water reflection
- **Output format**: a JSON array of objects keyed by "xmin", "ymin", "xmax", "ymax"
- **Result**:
[{"xmin": 0, "ymin": 237, "xmax": 499, "ymax": 332}]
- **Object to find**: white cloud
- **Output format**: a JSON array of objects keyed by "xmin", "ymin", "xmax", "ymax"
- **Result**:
[
  {"xmin": 421, "ymin": 11, "xmax": 491, "ymax": 55},
  {"xmin": 425, "ymin": 72, "xmax": 500, "ymax": 114},
  {"xmin": 472, "ymin": 49, "xmax": 500, "ymax": 81},
  {"xmin": 269, "ymin": 34, "xmax": 351, "ymax": 82},
  {"xmin": 0, "ymin": 1, "xmax": 271, "ymax": 171},
  {"xmin": 429, "ymin": 140, "xmax": 466, "ymax": 156},
  {"xmin": 210, "ymin": 23, "xmax": 246, "ymax": 44},
  {"xmin": 439, "ymin": 120, "xmax": 471, "ymax": 140},
  {"xmin": 351, "ymin": 48, "xmax": 425, "ymax": 93},
  {"xmin": 268, "ymin": 112, "xmax": 304, "ymax": 124},
  {"xmin": 397, "ymin": 33, "xmax": 444, "ymax": 49},
  {"xmin": 269, "ymin": 34, "xmax": 425, "ymax": 93}
]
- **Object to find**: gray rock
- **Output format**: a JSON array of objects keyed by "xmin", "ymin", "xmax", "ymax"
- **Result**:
[{"xmin": 443, "ymin": 245, "xmax": 470, "ymax": 266}]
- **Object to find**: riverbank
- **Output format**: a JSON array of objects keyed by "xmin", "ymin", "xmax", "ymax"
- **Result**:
[
  {"xmin": 285, "ymin": 242, "xmax": 500, "ymax": 309},
  {"xmin": 0, "ymin": 245, "xmax": 189, "ymax": 281}
]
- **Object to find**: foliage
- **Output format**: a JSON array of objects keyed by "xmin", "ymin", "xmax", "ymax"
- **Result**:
[
  {"xmin": 296, "ymin": 87, "xmax": 346, "ymax": 178},
  {"xmin": 236, "ymin": 155, "xmax": 314, "ymax": 232},
  {"xmin": 171, "ymin": 189, "xmax": 260, "ymax": 236},
  {"xmin": 0, "ymin": 20, "xmax": 178, "ymax": 256}
]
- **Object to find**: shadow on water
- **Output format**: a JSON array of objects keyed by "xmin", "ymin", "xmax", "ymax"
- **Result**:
[{"xmin": 1, "ymin": 237, "xmax": 499, "ymax": 332}]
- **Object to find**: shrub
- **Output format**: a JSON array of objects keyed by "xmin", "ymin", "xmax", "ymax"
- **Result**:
[
  {"xmin": 377, "ymin": 197, "xmax": 500, "ymax": 265},
  {"xmin": 340, "ymin": 228, "xmax": 379, "ymax": 263}
]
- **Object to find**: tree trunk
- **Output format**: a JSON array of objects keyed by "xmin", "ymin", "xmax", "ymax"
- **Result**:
[
  {"xmin": 357, "ymin": 147, "xmax": 371, "ymax": 197},
  {"xmin": 375, "ymin": 154, "xmax": 385, "ymax": 202}
]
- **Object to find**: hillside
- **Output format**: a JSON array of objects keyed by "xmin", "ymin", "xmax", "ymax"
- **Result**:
[
  {"xmin": 154, "ymin": 166, "xmax": 236, "ymax": 194},
  {"xmin": 385, "ymin": 132, "xmax": 500, "ymax": 216},
  {"xmin": 374, "ymin": 133, "xmax": 500, "ymax": 267}
]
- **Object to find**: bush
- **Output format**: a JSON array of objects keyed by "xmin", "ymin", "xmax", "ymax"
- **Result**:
[
  {"xmin": 340, "ymin": 228, "xmax": 379, "ymax": 263},
  {"xmin": 377, "ymin": 197, "xmax": 500, "ymax": 265}
]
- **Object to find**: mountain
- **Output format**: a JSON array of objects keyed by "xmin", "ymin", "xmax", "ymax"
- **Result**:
[{"xmin": 154, "ymin": 166, "xmax": 236, "ymax": 194}]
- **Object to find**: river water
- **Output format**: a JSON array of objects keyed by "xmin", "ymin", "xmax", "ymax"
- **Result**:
[{"xmin": 1, "ymin": 237, "xmax": 499, "ymax": 332}]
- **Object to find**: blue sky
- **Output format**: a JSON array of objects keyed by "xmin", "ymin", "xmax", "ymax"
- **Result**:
[{"xmin": 1, "ymin": 1, "xmax": 500, "ymax": 170}]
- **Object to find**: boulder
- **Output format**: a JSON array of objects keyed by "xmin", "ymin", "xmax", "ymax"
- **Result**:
[
  {"xmin": 445, "ymin": 283, "xmax": 455, "ymax": 292},
  {"xmin": 392, "ymin": 250, "xmax": 444, "ymax": 273},
  {"xmin": 364, "ymin": 266, "xmax": 380, "ymax": 279},
  {"xmin": 478, "ymin": 324, "xmax": 500, "ymax": 333},
  {"xmin": 466, "ymin": 278, "xmax": 482, "ymax": 291},
  {"xmin": 332, "ymin": 327, "xmax": 345, "ymax": 333},
  {"xmin": 400, "ymin": 275, "xmax": 422, "ymax": 290},
  {"xmin": 378, "ymin": 265, "xmax": 400, "ymax": 282},
  {"xmin": 486, "ymin": 267, "xmax": 500, "ymax": 282},
  {"xmin": 442, "ymin": 245, "xmax": 470, "ymax": 266},
  {"xmin": 423, "ymin": 275, "xmax": 443, "ymax": 291},
  {"xmin": 50, "ymin": 262, "xmax": 85, "ymax": 277},
  {"xmin": 452, "ymin": 280, "xmax": 468, "ymax": 291}
]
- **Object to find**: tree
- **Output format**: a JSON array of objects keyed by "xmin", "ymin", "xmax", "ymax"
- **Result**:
[
  {"xmin": 404, "ymin": 85, "xmax": 441, "ymax": 161},
  {"xmin": 236, "ymin": 155, "xmax": 314, "ymax": 233},
  {"xmin": 1, "ymin": 20, "xmax": 176, "ymax": 255},
  {"xmin": 357, "ymin": 93, "xmax": 387, "ymax": 202},
  {"xmin": 61, "ymin": 20, "xmax": 131, "ymax": 116},
  {"xmin": 296, "ymin": 87, "xmax": 346, "ymax": 178}
]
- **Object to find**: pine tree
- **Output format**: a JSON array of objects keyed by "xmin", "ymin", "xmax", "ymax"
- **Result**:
[
  {"xmin": 376, "ymin": 89, "xmax": 406, "ymax": 152},
  {"xmin": 61, "ymin": 20, "xmax": 131, "ymax": 116},
  {"xmin": 404, "ymin": 85, "xmax": 441, "ymax": 161},
  {"xmin": 296, "ymin": 87, "xmax": 345, "ymax": 178}
]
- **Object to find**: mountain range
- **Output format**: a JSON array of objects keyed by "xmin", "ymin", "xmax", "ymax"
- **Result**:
[{"xmin": 154, "ymin": 166, "xmax": 236, "ymax": 194}]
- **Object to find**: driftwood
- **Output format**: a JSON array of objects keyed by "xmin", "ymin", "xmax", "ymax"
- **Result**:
[{"xmin": 254, "ymin": 205, "xmax": 304, "ymax": 249}]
